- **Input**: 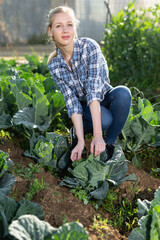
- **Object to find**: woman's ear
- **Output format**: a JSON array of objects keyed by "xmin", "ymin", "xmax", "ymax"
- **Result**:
[{"xmin": 48, "ymin": 27, "xmax": 52, "ymax": 37}]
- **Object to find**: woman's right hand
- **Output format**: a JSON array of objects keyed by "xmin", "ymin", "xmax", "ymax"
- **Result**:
[
  {"xmin": 90, "ymin": 135, "xmax": 106, "ymax": 158},
  {"xmin": 70, "ymin": 140, "xmax": 85, "ymax": 162}
]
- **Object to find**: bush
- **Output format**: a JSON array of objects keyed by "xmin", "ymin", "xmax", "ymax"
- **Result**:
[{"xmin": 102, "ymin": 1, "xmax": 160, "ymax": 99}]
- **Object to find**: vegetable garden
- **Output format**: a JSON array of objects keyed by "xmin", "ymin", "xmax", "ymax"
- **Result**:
[{"xmin": 0, "ymin": 2, "xmax": 160, "ymax": 240}]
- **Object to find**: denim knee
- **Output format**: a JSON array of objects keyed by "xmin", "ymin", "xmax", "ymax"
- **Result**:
[{"xmin": 115, "ymin": 86, "xmax": 131, "ymax": 103}]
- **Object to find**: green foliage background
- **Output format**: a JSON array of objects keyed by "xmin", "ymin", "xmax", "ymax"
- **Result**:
[{"xmin": 102, "ymin": 1, "xmax": 160, "ymax": 101}]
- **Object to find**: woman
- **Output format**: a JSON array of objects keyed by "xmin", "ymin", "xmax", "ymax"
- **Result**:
[{"xmin": 47, "ymin": 6, "xmax": 131, "ymax": 162}]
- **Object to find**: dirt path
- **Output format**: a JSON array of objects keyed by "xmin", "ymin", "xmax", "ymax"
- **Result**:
[{"xmin": 0, "ymin": 44, "xmax": 53, "ymax": 58}]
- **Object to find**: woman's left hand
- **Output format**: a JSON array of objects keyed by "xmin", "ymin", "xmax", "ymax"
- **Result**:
[
  {"xmin": 70, "ymin": 140, "xmax": 85, "ymax": 162},
  {"xmin": 90, "ymin": 136, "xmax": 106, "ymax": 158}
]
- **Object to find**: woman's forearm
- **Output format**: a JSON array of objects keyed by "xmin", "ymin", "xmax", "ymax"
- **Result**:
[
  {"xmin": 71, "ymin": 113, "xmax": 84, "ymax": 142},
  {"xmin": 89, "ymin": 100, "xmax": 106, "ymax": 157},
  {"xmin": 89, "ymin": 100, "xmax": 103, "ymax": 138}
]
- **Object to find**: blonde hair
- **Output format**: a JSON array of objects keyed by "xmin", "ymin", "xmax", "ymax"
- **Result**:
[
  {"xmin": 47, "ymin": 6, "xmax": 79, "ymax": 28},
  {"xmin": 47, "ymin": 6, "xmax": 79, "ymax": 41}
]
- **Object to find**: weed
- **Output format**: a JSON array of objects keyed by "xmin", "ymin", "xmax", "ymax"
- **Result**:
[
  {"xmin": 54, "ymin": 191, "xmax": 61, "ymax": 197},
  {"xmin": 90, "ymin": 214, "xmax": 109, "ymax": 239},
  {"xmin": 62, "ymin": 214, "xmax": 68, "ymax": 224},
  {"xmin": 10, "ymin": 163, "xmax": 42, "ymax": 180},
  {"xmin": 10, "ymin": 163, "xmax": 24, "ymax": 175},
  {"xmin": 70, "ymin": 186, "xmax": 90, "ymax": 205},
  {"xmin": 26, "ymin": 178, "xmax": 49, "ymax": 200},
  {"xmin": 0, "ymin": 130, "xmax": 11, "ymax": 140},
  {"xmin": 8, "ymin": 148, "xmax": 11, "ymax": 154},
  {"xmin": 22, "ymin": 163, "xmax": 42, "ymax": 180},
  {"xmin": 150, "ymin": 168, "xmax": 160, "ymax": 178},
  {"xmin": 10, "ymin": 190, "xmax": 18, "ymax": 201},
  {"xmin": 101, "ymin": 190, "xmax": 138, "ymax": 234}
]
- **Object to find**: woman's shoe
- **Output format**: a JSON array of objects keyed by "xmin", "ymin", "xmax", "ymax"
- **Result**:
[
  {"xmin": 106, "ymin": 144, "xmax": 115, "ymax": 161},
  {"xmin": 70, "ymin": 127, "xmax": 78, "ymax": 149}
]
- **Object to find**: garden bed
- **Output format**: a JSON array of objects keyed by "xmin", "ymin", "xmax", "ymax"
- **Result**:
[{"xmin": 1, "ymin": 136, "xmax": 160, "ymax": 240}]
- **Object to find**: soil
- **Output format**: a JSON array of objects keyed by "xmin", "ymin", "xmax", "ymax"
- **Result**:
[{"xmin": 1, "ymin": 137, "xmax": 160, "ymax": 240}]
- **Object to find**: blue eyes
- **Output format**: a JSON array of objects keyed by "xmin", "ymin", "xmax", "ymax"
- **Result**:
[{"xmin": 56, "ymin": 24, "xmax": 73, "ymax": 28}]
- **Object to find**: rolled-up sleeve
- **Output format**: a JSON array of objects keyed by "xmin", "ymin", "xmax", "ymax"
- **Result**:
[
  {"xmin": 86, "ymin": 40, "xmax": 110, "ymax": 105},
  {"xmin": 48, "ymin": 72, "xmax": 83, "ymax": 118}
]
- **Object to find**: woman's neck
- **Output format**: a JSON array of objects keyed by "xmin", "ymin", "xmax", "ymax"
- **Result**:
[{"xmin": 59, "ymin": 42, "xmax": 74, "ymax": 65}]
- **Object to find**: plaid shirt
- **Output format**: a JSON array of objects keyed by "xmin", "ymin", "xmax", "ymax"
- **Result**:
[{"xmin": 48, "ymin": 37, "xmax": 112, "ymax": 117}]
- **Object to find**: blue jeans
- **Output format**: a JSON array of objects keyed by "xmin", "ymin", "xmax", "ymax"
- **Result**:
[{"xmin": 82, "ymin": 86, "xmax": 131, "ymax": 144}]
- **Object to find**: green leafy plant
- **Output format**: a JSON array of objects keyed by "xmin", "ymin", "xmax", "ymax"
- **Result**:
[
  {"xmin": 7, "ymin": 215, "xmax": 89, "ymax": 240},
  {"xmin": 24, "ymin": 54, "xmax": 49, "ymax": 76},
  {"xmin": 0, "ymin": 57, "xmax": 65, "ymax": 138},
  {"xmin": 0, "ymin": 150, "xmax": 13, "ymax": 178},
  {"xmin": 12, "ymin": 80, "xmax": 65, "ymax": 138},
  {"xmin": 102, "ymin": 2, "xmax": 160, "ymax": 99},
  {"xmin": 0, "ymin": 150, "xmax": 15, "ymax": 195},
  {"xmin": 0, "ymin": 193, "xmax": 44, "ymax": 239},
  {"xmin": 24, "ymin": 132, "xmax": 70, "ymax": 173},
  {"xmin": 102, "ymin": 190, "xmax": 138, "ymax": 233},
  {"xmin": 26, "ymin": 178, "xmax": 49, "ymax": 201},
  {"xmin": 90, "ymin": 214, "xmax": 109, "ymax": 239},
  {"xmin": 60, "ymin": 145, "xmax": 137, "ymax": 202},
  {"xmin": 70, "ymin": 186, "xmax": 90, "ymax": 205},
  {"xmin": 119, "ymin": 87, "xmax": 160, "ymax": 166},
  {"xmin": 129, "ymin": 186, "xmax": 160, "ymax": 240},
  {"xmin": 20, "ymin": 163, "xmax": 42, "ymax": 180}
]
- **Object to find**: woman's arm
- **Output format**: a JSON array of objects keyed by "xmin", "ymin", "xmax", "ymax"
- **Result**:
[
  {"xmin": 70, "ymin": 113, "xmax": 85, "ymax": 161},
  {"xmin": 89, "ymin": 100, "xmax": 106, "ymax": 157}
]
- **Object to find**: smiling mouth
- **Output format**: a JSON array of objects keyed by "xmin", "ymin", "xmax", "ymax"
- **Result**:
[{"xmin": 62, "ymin": 36, "xmax": 70, "ymax": 39}]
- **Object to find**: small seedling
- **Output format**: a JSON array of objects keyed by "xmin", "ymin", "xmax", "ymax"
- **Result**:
[
  {"xmin": 26, "ymin": 178, "xmax": 49, "ymax": 200},
  {"xmin": 90, "ymin": 214, "xmax": 109, "ymax": 239},
  {"xmin": 70, "ymin": 186, "xmax": 90, "ymax": 205}
]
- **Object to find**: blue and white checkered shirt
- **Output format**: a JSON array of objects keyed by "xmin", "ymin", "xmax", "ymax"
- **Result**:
[{"xmin": 48, "ymin": 37, "xmax": 112, "ymax": 117}]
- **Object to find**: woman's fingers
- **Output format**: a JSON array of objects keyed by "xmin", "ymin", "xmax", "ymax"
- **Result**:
[
  {"xmin": 90, "ymin": 137, "xmax": 106, "ymax": 158},
  {"xmin": 70, "ymin": 142, "xmax": 84, "ymax": 161}
]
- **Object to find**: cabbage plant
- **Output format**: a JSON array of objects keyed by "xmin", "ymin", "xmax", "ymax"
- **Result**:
[
  {"xmin": 60, "ymin": 145, "xmax": 137, "ymax": 201},
  {"xmin": 0, "ymin": 193, "xmax": 44, "ymax": 239},
  {"xmin": 24, "ymin": 132, "xmax": 70, "ymax": 172},
  {"xmin": 129, "ymin": 186, "xmax": 160, "ymax": 240},
  {"xmin": 8, "ymin": 215, "xmax": 89, "ymax": 240},
  {"xmin": 119, "ymin": 87, "xmax": 160, "ymax": 166},
  {"xmin": 0, "ymin": 150, "xmax": 15, "ymax": 195}
]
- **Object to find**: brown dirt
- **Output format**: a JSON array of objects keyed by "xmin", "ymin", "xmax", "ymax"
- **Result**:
[{"xmin": 1, "ymin": 137, "xmax": 160, "ymax": 240}]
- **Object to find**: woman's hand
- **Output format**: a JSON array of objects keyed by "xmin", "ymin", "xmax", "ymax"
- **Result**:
[
  {"xmin": 70, "ymin": 140, "xmax": 85, "ymax": 162},
  {"xmin": 90, "ymin": 135, "xmax": 106, "ymax": 158}
]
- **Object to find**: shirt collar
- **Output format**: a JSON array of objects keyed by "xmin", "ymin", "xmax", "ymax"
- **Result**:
[{"xmin": 57, "ymin": 39, "xmax": 80, "ymax": 65}]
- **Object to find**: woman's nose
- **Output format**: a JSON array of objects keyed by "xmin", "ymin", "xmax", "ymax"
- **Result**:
[{"xmin": 63, "ymin": 26, "xmax": 68, "ymax": 32}]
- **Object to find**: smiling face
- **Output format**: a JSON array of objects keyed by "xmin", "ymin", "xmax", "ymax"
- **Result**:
[{"xmin": 48, "ymin": 12, "xmax": 76, "ymax": 48}]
